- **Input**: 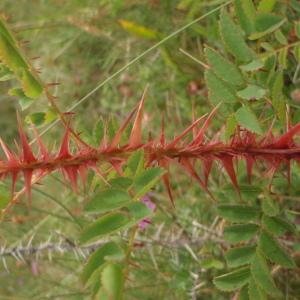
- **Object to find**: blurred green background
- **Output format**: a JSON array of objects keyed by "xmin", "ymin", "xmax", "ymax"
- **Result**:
[{"xmin": 0, "ymin": 0, "xmax": 300, "ymax": 299}]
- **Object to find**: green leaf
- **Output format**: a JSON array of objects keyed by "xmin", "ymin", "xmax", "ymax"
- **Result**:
[
  {"xmin": 81, "ymin": 201, "xmax": 152, "ymax": 244},
  {"xmin": 126, "ymin": 201, "xmax": 153, "ymax": 222},
  {"xmin": 248, "ymin": 277, "xmax": 268, "ymax": 300},
  {"xmin": 109, "ymin": 177, "xmax": 133, "ymax": 190},
  {"xmin": 80, "ymin": 212, "xmax": 131, "ymax": 244},
  {"xmin": 250, "ymin": 250, "xmax": 281, "ymax": 296},
  {"xmin": 237, "ymin": 84, "xmax": 266, "ymax": 100},
  {"xmin": 0, "ymin": 64, "xmax": 14, "ymax": 81},
  {"xmin": 219, "ymin": 11, "xmax": 255, "ymax": 63},
  {"xmin": 0, "ymin": 19, "xmax": 17, "ymax": 46},
  {"xmin": 224, "ymin": 224, "xmax": 259, "ymax": 243},
  {"xmin": 205, "ymin": 47, "xmax": 244, "ymax": 86},
  {"xmin": 262, "ymin": 215, "xmax": 296, "ymax": 236},
  {"xmin": 21, "ymin": 69, "xmax": 43, "ymax": 99},
  {"xmin": 205, "ymin": 69, "xmax": 238, "ymax": 104},
  {"xmin": 257, "ymin": 0, "xmax": 277, "ymax": 13},
  {"xmin": 278, "ymin": 47, "xmax": 288, "ymax": 69},
  {"xmin": 217, "ymin": 205, "xmax": 260, "ymax": 223},
  {"xmin": 81, "ymin": 242, "xmax": 124, "ymax": 285},
  {"xmin": 85, "ymin": 189, "xmax": 132, "ymax": 214},
  {"xmin": 258, "ymin": 230, "xmax": 296, "ymax": 268},
  {"xmin": 0, "ymin": 183, "xmax": 10, "ymax": 210},
  {"xmin": 274, "ymin": 29, "xmax": 288, "ymax": 45},
  {"xmin": 97, "ymin": 263, "xmax": 124, "ymax": 300},
  {"xmin": 239, "ymin": 59, "xmax": 264, "ymax": 72},
  {"xmin": 293, "ymin": 44, "xmax": 300, "ymax": 63},
  {"xmin": 133, "ymin": 167, "xmax": 165, "ymax": 198},
  {"xmin": 25, "ymin": 112, "xmax": 46, "ymax": 126},
  {"xmin": 271, "ymin": 69, "xmax": 285, "ymax": 120},
  {"xmin": 234, "ymin": 0, "xmax": 256, "ymax": 35},
  {"xmin": 225, "ymin": 245, "xmax": 256, "ymax": 268},
  {"xmin": 0, "ymin": 18, "xmax": 43, "ymax": 99},
  {"xmin": 201, "ymin": 257, "xmax": 224, "ymax": 270},
  {"xmin": 95, "ymin": 289, "xmax": 110, "ymax": 300},
  {"xmin": 225, "ymin": 114, "xmax": 237, "ymax": 140},
  {"xmin": 235, "ymin": 106, "xmax": 262, "ymax": 134},
  {"xmin": 8, "ymin": 87, "xmax": 35, "ymax": 110},
  {"xmin": 214, "ymin": 267, "xmax": 250, "ymax": 291},
  {"xmin": 295, "ymin": 21, "xmax": 300, "ymax": 39},
  {"xmin": 249, "ymin": 14, "xmax": 286, "ymax": 40},
  {"xmin": 238, "ymin": 286, "xmax": 250, "ymax": 300},
  {"xmin": 125, "ymin": 150, "xmax": 144, "ymax": 177},
  {"xmin": 261, "ymin": 197, "xmax": 279, "ymax": 216}
]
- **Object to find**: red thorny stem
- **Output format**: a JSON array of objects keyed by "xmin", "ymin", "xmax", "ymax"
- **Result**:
[{"xmin": 1, "ymin": 98, "xmax": 300, "ymax": 217}]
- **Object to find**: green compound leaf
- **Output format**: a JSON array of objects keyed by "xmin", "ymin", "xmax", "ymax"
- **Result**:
[
  {"xmin": 251, "ymin": 250, "xmax": 281, "ymax": 296},
  {"xmin": 85, "ymin": 189, "xmax": 132, "ymax": 214},
  {"xmin": 205, "ymin": 47, "xmax": 244, "ymax": 86},
  {"xmin": 235, "ymin": 106, "xmax": 262, "ymax": 134},
  {"xmin": 262, "ymin": 215, "xmax": 296, "ymax": 236},
  {"xmin": 225, "ymin": 245, "xmax": 256, "ymax": 268},
  {"xmin": 258, "ymin": 230, "xmax": 296, "ymax": 268},
  {"xmin": 96, "ymin": 263, "xmax": 124, "ymax": 300},
  {"xmin": 224, "ymin": 224, "xmax": 259, "ymax": 244},
  {"xmin": 248, "ymin": 277, "xmax": 268, "ymax": 300},
  {"xmin": 219, "ymin": 11, "xmax": 255, "ymax": 63},
  {"xmin": 217, "ymin": 205, "xmax": 260, "ymax": 223},
  {"xmin": 234, "ymin": 0, "xmax": 256, "ymax": 35},
  {"xmin": 81, "ymin": 242, "xmax": 124, "ymax": 285},
  {"xmin": 214, "ymin": 267, "xmax": 250, "ymax": 291},
  {"xmin": 237, "ymin": 84, "xmax": 266, "ymax": 100}
]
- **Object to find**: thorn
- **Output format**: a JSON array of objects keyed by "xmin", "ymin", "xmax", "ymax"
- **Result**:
[
  {"xmin": 17, "ymin": 112, "xmax": 36, "ymax": 163},
  {"xmin": 109, "ymin": 107, "xmax": 137, "ymax": 149},
  {"xmin": 189, "ymin": 104, "xmax": 220, "ymax": 147},
  {"xmin": 129, "ymin": 85, "xmax": 149, "ymax": 148},
  {"xmin": 167, "ymin": 114, "xmax": 207, "ymax": 149}
]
